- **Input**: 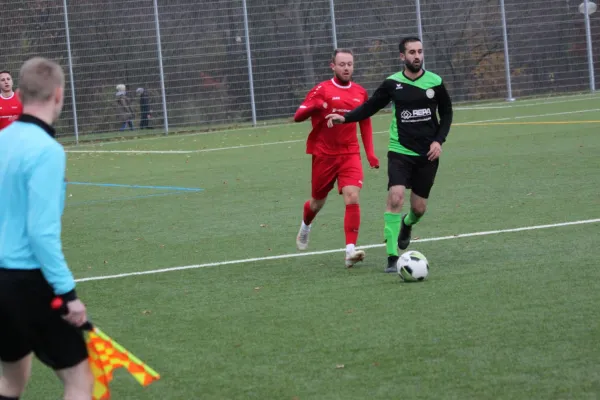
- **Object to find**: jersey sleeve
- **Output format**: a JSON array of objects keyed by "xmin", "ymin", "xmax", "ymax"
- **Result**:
[
  {"xmin": 294, "ymin": 83, "xmax": 327, "ymax": 122},
  {"xmin": 434, "ymin": 81, "xmax": 453, "ymax": 144},
  {"xmin": 357, "ymin": 88, "xmax": 375, "ymax": 157},
  {"xmin": 342, "ymin": 80, "xmax": 393, "ymax": 123},
  {"xmin": 26, "ymin": 144, "xmax": 77, "ymax": 298}
]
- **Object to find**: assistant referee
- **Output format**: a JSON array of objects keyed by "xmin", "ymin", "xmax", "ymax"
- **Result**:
[{"xmin": 0, "ymin": 57, "xmax": 93, "ymax": 400}]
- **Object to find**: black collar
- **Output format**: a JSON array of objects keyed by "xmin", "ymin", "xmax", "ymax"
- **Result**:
[
  {"xmin": 17, "ymin": 114, "xmax": 56, "ymax": 138},
  {"xmin": 402, "ymin": 69, "xmax": 425, "ymax": 82}
]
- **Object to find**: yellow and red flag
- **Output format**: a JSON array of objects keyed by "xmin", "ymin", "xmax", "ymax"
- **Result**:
[
  {"xmin": 86, "ymin": 327, "xmax": 161, "ymax": 400},
  {"xmin": 51, "ymin": 297, "xmax": 160, "ymax": 400}
]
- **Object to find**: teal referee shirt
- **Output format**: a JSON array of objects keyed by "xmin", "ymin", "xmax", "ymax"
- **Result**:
[{"xmin": 0, "ymin": 114, "xmax": 76, "ymax": 298}]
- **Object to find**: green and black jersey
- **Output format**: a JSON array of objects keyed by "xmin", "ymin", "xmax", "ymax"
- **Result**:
[{"xmin": 343, "ymin": 70, "xmax": 453, "ymax": 157}]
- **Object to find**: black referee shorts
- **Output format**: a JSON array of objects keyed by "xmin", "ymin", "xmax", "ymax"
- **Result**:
[
  {"xmin": 387, "ymin": 151, "xmax": 439, "ymax": 199},
  {"xmin": 0, "ymin": 269, "xmax": 88, "ymax": 370}
]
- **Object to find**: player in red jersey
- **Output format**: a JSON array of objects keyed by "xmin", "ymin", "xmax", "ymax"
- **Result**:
[
  {"xmin": 293, "ymin": 48, "xmax": 379, "ymax": 268},
  {"xmin": 0, "ymin": 70, "xmax": 23, "ymax": 130}
]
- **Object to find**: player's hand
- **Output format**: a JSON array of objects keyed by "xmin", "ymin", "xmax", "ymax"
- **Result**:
[
  {"xmin": 63, "ymin": 299, "xmax": 88, "ymax": 328},
  {"xmin": 367, "ymin": 154, "xmax": 380, "ymax": 169},
  {"xmin": 325, "ymin": 114, "xmax": 345, "ymax": 128},
  {"xmin": 427, "ymin": 141, "xmax": 442, "ymax": 161}
]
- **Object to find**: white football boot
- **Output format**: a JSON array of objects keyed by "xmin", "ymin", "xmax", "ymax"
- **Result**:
[
  {"xmin": 345, "ymin": 244, "xmax": 365, "ymax": 268},
  {"xmin": 296, "ymin": 222, "xmax": 311, "ymax": 250}
]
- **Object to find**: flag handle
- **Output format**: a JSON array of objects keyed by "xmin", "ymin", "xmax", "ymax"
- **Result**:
[{"xmin": 51, "ymin": 296, "xmax": 94, "ymax": 331}]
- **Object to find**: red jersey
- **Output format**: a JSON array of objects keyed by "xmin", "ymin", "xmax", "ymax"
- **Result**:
[
  {"xmin": 294, "ymin": 77, "xmax": 375, "ymax": 157},
  {"xmin": 0, "ymin": 92, "xmax": 23, "ymax": 130}
]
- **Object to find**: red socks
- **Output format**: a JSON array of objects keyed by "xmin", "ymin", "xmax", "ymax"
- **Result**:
[
  {"xmin": 344, "ymin": 204, "xmax": 360, "ymax": 245},
  {"xmin": 303, "ymin": 200, "xmax": 318, "ymax": 225},
  {"xmin": 303, "ymin": 201, "xmax": 360, "ymax": 245}
]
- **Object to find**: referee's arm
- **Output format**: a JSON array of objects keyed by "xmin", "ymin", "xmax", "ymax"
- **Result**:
[
  {"xmin": 27, "ymin": 144, "xmax": 77, "ymax": 301},
  {"xmin": 434, "ymin": 82, "xmax": 453, "ymax": 144}
]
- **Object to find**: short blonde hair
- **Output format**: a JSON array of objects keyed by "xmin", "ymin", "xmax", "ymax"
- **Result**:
[
  {"xmin": 116, "ymin": 84, "xmax": 126, "ymax": 92},
  {"xmin": 18, "ymin": 57, "xmax": 64, "ymax": 104}
]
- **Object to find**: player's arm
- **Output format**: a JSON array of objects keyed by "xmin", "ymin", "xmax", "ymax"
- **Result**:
[
  {"xmin": 340, "ymin": 80, "xmax": 393, "ymax": 123},
  {"xmin": 357, "ymin": 89, "xmax": 379, "ymax": 168},
  {"xmin": 27, "ymin": 144, "xmax": 77, "ymax": 301},
  {"xmin": 293, "ymin": 84, "xmax": 326, "ymax": 122},
  {"xmin": 358, "ymin": 117, "xmax": 379, "ymax": 168},
  {"xmin": 433, "ymin": 81, "xmax": 453, "ymax": 144}
]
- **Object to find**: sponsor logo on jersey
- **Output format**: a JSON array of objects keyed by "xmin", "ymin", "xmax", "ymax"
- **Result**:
[{"xmin": 400, "ymin": 108, "xmax": 432, "ymax": 123}]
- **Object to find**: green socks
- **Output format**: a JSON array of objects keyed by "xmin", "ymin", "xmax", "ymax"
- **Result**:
[
  {"xmin": 404, "ymin": 210, "xmax": 422, "ymax": 226},
  {"xmin": 384, "ymin": 212, "xmax": 402, "ymax": 256}
]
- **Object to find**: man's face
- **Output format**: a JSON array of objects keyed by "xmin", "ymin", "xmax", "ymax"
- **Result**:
[
  {"xmin": 331, "ymin": 52, "xmax": 354, "ymax": 83},
  {"xmin": 401, "ymin": 41, "xmax": 423, "ymax": 73},
  {"xmin": 0, "ymin": 73, "xmax": 13, "ymax": 93}
]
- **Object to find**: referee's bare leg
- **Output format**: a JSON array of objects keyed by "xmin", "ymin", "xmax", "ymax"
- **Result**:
[
  {"xmin": 0, "ymin": 355, "xmax": 93, "ymax": 400},
  {"xmin": 0, "ymin": 355, "xmax": 32, "ymax": 399},
  {"xmin": 55, "ymin": 358, "xmax": 95, "ymax": 400}
]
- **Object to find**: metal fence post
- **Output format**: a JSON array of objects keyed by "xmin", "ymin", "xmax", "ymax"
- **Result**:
[
  {"xmin": 62, "ymin": 0, "xmax": 79, "ymax": 144},
  {"xmin": 499, "ymin": 0, "xmax": 515, "ymax": 101},
  {"xmin": 582, "ymin": 0, "xmax": 596, "ymax": 92},
  {"xmin": 242, "ymin": 0, "xmax": 257, "ymax": 126},
  {"xmin": 329, "ymin": 0, "xmax": 338, "ymax": 49},
  {"xmin": 153, "ymin": 0, "xmax": 169, "ymax": 134},
  {"xmin": 415, "ymin": 0, "xmax": 424, "ymax": 69}
]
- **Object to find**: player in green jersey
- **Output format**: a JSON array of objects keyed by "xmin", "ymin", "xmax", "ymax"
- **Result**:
[{"xmin": 326, "ymin": 36, "xmax": 454, "ymax": 273}]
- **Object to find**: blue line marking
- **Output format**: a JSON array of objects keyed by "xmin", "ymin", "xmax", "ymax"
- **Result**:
[
  {"xmin": 68, "ymin": 191, "xmax": 188, "ymax": 206},
  {"xmin": 68, "ymin": 182, "xmax": 203, "ymax": 192}
]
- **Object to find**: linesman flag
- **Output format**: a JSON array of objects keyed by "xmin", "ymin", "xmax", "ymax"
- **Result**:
[{"xmin": 52, "ymin": 297, "xmax": 161, "ymax": 399}]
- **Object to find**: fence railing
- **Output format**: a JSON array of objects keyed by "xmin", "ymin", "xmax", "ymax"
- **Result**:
[{"xmin": 3, "ymin": 0, "xmax": 597, "ymax": 143}]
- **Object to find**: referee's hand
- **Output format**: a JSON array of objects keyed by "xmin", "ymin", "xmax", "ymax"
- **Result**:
[{"xmin": 64, "ymin": 299, "xmax": 89, "ymax": 328}]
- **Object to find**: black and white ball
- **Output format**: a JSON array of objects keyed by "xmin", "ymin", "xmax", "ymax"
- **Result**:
[{"xmin": 397, "ymin": 250, "xmax": 429, "ymax": 282}]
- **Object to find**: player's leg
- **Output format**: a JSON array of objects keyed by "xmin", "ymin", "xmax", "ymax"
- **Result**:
[
  {"xmin": 341, "ymin": 185, "xmax": 364, "ymax": 267},
  {"xmin": 55, "ymin": 360, "xmax": 94, "ymax": 400},
  {"xmin": 297, "ymin": 156, "xmax": 336, "ymax": 250},
  {"xmin": 338, "ymin": 154, "xmax": 365, "ymax": 267},
  {"xmin": 297, "ymin": 196, "xmax": 326, "ymax": 250},
  {"xmin": 399, "ymin": 157, "xmax": 440, "ymax": 249},
  {"xmin": 0, "ymin": 355, "xmax": 32, "ymax": 399},
  {"xmin": 383, "ymin": 153, "xmax": 414, "ymax": 272}
]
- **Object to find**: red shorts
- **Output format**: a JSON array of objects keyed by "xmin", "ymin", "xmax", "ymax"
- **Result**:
[{"xmin": 311, "ymin": 154, "xmax": 363, "ymax": 200}]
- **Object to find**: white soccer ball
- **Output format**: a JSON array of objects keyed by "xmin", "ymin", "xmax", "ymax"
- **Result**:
[{"xmin": 397, "ymin": 250, "xmax": 429, "ymax": 282}]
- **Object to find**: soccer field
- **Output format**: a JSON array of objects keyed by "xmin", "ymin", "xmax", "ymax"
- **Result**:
[{"xmin": 25, "ymin": 94, "xmax": 600, "ymax": 399}]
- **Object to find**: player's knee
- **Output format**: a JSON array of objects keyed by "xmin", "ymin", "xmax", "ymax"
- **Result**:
[
  {"xmin": 343, "ymin": 190, "xmax": 359, "ymax": 205},
  {"xmin": 411, "ymin": 203, "xmax": 426, "ymax": 216},
  {"xmin": 310, "ymin": 198, "xmax": 326, "ymax": 212},
  {"xmin": 387, "ymin": 191, "xmax": 404, "ymax": 212}
]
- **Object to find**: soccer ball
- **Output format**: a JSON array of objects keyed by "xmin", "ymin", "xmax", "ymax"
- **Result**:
[{"xmin": 397, "ymin": 250, "xmax": 429, "ymax": 282}]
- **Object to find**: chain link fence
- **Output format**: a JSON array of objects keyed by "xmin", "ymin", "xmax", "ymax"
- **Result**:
[{"xmin": 2, "ymin": 0, "xmax": 598, "ymax": 142}]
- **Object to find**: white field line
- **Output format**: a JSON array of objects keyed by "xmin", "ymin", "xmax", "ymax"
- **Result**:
[
  {"xmin": 461, "ymin": 108, "xmax": 600, "ymax": 124},
  {"xmin": 74, "ymin": 218, "xmax": 600, "ymax": 283},
  {"xmin": 66, "ymin": 108, "xmax": 600, "ymax": 155},
  {"xmin": 454, "ymin": 94, "xmax": 599, "ymax": 110},
  {"xmin": 67, "ymin": 94, "xmax": 600, "ymax": 150}
]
